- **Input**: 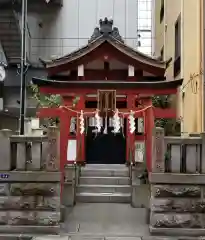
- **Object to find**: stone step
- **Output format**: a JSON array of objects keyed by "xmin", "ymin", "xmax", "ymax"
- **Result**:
[
  {"xmin": 79, "ymin": 176, "xmax": 130, "ymax": 185},
  {"xmin": 67, "ymin": 237, "xmax": 141, "ymax": 240},
  {"xmin": 14, "ymin": 235, "xmax": 205, "ymax": 240},
  {"xmin": 80, "ymin": 168, "xmax": 129, "ymax": 177},
  {"xmin": 76, "ymin": 192, "xmax": 131, "ymax": 203},
  {"xmin": 85, "ymin": 164, "xmax": 127, "ymax": 169},
  {"xmin": 77, "ymin": 184, "xmax": 131, "ymax": 194},
  {"xmin": 33, "ymin": 236, "xmax": 141, "ymax": 240}
]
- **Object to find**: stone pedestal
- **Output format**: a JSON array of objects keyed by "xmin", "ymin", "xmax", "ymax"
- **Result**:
[
  {"xmin": 131, "ymin": 181, "xmax": 150, "ymax": 208},
  {"xmin": 45, "ymin": 126, "xmax": 60, "ymax": 171},
  {"xmin": 0, "ymin": 129, "xmax": 13, "ymax": 170},
  {"xmin": 62, "ymin": 164, "xmax": 80, "ymax": 207},
  {"xmin": 131, "ymin": 165, "xmax": 150, "ymax": 208}
]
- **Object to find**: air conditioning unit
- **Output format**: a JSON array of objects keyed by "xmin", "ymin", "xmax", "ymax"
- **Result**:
[{"xmin": 50, "ymin": 55, "xmax": 60, "ymax": 60}]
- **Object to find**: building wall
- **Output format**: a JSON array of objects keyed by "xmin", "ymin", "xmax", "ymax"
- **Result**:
[
  {"xmin": 153, "ymin": 0, "xmax": 164, "ymax": 58},
  {"xmin": 0, "ymin": 42, "xmax": 6, "ymax": 64},
  {"xmin": 26, "ymin": 0, "xmax": 139, "ymax": 63},
  {"xmin": 182, "ymin": 0, "xmax": 203, "ymax": 134},
  {"xmin": 154, "ymin": 0, "xmax": 204, "ymax": 134}
]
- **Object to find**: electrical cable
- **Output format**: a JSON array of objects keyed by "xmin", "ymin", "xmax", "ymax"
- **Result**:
[{"xmin": 179, "ymin": 70, "xmax": 203, "ymax": 94}]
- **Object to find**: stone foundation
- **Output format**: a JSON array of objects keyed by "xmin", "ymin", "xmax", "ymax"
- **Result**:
[
  {"xmin": 0, "ymin": 172, "xmax": 61, "ymax": 234},
  {"xmin": 150, "ymin": 173, "xmax": 205, "ymax": 236},
  {"xmin": 0, "ymin": 128, "xmax": 61, "ymax": 235}
]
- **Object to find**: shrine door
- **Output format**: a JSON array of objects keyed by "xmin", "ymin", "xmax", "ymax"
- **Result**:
[{"xmin": 86, "ymin": 117, "xmax": 126, "ymax": 164}]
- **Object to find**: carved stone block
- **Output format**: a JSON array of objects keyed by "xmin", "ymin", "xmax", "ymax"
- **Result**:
[
  {"xmin": 150, "ymin": 213, "xmax": 204, "ymax": 228},
  {"xmin": 0, "ymin": 129, "xmax": 13, "ymax": 170},
  {"xmin": 0, "ymin": 196, "xmax": 35, "ymax": 210},
  {"xmin": 8, "ymin": 211, "xmax": 36, "ymax": 225},
  {"xmin": 64, "ymin": 165, "xmax": 76, "ymax": 182},
  {"xmin": 36, "ymin": 211, "xmax": 60, "ymax": 226},
  {"xmin": 45, "ymin": 127, "xmax": 60, "ymax": 172},
  {"xmin": 10, "ymin": 183, "xmax": 60, "ymax": 196},
  {"xmin": 36, "ymin": 196, "xmax": 60, "ymax": 210},
  {"xmin": 0, "ymin": 184, "xmax": 9, "ymax": 196},
  {"xmin": 41, "ymin": 141, "xmax": 49, "ymax": 169},
  {"xmin": 151, "ymin": 185, "xmax": 201, "ymax": 198},
  {"xmin": 152, "ymin": 127, "xmax": 165, "ymax": 173},
  {"xmin": 151, "ymin": 198, "xmax": 205, "ymax": 213},
  {"xmin": 62, "ymin": 184, "xmax": 75, "ymax": 207},
  {"xmin": 0, "ymin": 212, "xmax": 8, "ymax": 225}
]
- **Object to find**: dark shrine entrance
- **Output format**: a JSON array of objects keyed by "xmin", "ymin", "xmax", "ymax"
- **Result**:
[
  {"xmin": 86, "ymin": 118, "xmax": 126, "ymax": 164},
  {"xmin": 85, "ymin": 96, "xmax": 126, "ymax": 164}
]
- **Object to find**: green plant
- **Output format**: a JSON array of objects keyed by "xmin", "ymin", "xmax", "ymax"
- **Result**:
[
  {"xmin": 29, "ymin": 84, "xmax": 61, "ymax": 108},
  {"xmin": 29, "ymin": 84, "xmax": 79, "ymax": 126},
  {"xmin": 152, "ymin": 95, "xmax": 181, "ymax": 135}
]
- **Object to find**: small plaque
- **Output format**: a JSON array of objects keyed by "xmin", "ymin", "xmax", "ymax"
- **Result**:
[{"xmin": 0, "ymin": 174, "xmax": 9, "ymax": 179}]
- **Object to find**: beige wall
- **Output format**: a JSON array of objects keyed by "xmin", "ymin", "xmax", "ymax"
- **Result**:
[
  {"xmin": 154, "ymin": 0, "xmax": 204, "ymax": 134},
  {"xmin": 153, "ymin": 0, "xmax": 164, "ymax": 58}
]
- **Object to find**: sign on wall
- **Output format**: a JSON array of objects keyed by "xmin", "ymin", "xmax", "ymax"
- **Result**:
[
  {"xmin": 0, "ymin": 63, "xmax": 6, "ymax": 111},
  {"xmin": 67, "ymin": 139, "xmax": 77, "ymax": 162},
  {"xmin": 135, "ymin": 141, "xmax": 145, "ymax": 163}
]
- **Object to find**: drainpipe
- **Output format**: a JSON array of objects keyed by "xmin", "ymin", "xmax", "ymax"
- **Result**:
[
  {"xmin": 200, "ymin": 0, "xmax": 205, "ymax": 132},
  {"xmin": 164, "ymin": 0, "xmax": 166, "ymax": 60},
  {"xmin": 19, "ymin": 0, "xmax": 27, "ymax": 135},
  {"xmin": 180, "ymin": 0, "xmax": 184, "ymax": 134}
]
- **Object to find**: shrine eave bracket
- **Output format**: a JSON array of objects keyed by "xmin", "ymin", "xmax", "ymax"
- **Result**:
[{"xmin": 32, "ymin": 77, "xmax": 183, "ymax": 90}]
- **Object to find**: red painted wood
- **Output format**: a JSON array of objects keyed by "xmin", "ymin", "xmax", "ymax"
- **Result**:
[
  {"xmin": 60, "ymin": 110, "xmax": 71, "ymax": 168},
  {"xmin": 76, "ymin": 95, "xmax": 85, "ymax": 163},
  {"xmin": 78, "ymin": 76, "xmax": 85, "ymax": 81},
  {"xmin": 39, "ymin": 87, "xmax": 177, "ymax": 95},
  {"xmin": 85, "ymin": 96, "xmax": 127, "ymax": 102},
  {"xmin": 126, "ymin": 95, "xmax": 136, "ymax": 164},
  {"xmin": 135, "ymin": 135, "xmax": 145, "ymax": 141},
  {"xmin": 62, "ymin": 96, "xmax": 74, "ymax": 106},
  {"xmin": 47, "ymin": 42, "xmax": 165, "ymax": 76},
  {"xmin": 49, "ymin": 70, "xmax": 146, "ymax": 81},
  {"xmin": 144, "ymin": 98, "xmax": 154, "ymax": 172}
]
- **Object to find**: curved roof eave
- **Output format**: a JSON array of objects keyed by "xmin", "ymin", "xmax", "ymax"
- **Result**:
[
  {"xmin": 107, "ymin": 37, "xmax": 165, "ymax": 70},
  {"xmin": 32, "ymin": 77, "xmax": 183, "ymax": 90},
  {"xmin": 42, "ymin": 36, "xmax": 105, "ymax": 68},
  {"xmin": 41, "ymin": 36, "xmax": 165, "ymax": 74}
]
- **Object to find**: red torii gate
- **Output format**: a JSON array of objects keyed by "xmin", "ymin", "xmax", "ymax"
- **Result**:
[
  {"xmin": 33, "ymin": 18, "xmax": 183, "ymax": 173},
  {"xmin": 35, "ymin": 85, "xmax": 181, "ymax": 173}
]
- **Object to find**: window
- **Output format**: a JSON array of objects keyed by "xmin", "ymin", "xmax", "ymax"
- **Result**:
[
  {"xmin": 174, "ymin": 15, "xmax": 181, "ymax": 77},
  {"xmin": 137, "ymin": 0, "xmax": 152, "ymax": 55},
  {"xmin": 160, "ymin": 46, "xmax": 164, "ymax": 61},
  {"xmin": 160, "ymin": 0, "xmax": 164, "ymax": 23}
]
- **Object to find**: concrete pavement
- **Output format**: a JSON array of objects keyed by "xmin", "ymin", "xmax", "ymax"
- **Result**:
[{"xmin": 62, "ymin": 203, "xmax": 149, "ymax": 237}]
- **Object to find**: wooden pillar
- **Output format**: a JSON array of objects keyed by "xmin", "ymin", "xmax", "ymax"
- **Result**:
[
  {"xmin": 76, "ymin": 95, "xmax": 85, "ymax": 164},
  {"xmin": 61, "ymin": 96, "xmax": 75, "ymax": 166},
  {"xmin": 60, "ymin": 110, "xmax": 71, "ymax": 169},
  {"xmin": 126, "ymin": 95, "xmax": 135, "ymax": 164},
  {"xmin": 144, "ymin": 98, "xmax": 154, "ymax": 172}
]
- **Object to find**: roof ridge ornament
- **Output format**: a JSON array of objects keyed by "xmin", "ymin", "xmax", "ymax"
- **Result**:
[{"xmin": 89, "ymin": 17, "xmax": 124, "ymax": 43}]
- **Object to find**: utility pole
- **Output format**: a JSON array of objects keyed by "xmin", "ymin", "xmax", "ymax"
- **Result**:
[{"xmin": 19, "ymin": 0, "xmax": 27, "ymax": 135}]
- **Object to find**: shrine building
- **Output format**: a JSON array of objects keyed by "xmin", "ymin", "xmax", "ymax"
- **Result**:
[{"xmin": 32, "ymin": 18, "xmax": 182, "ymax": 171}]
